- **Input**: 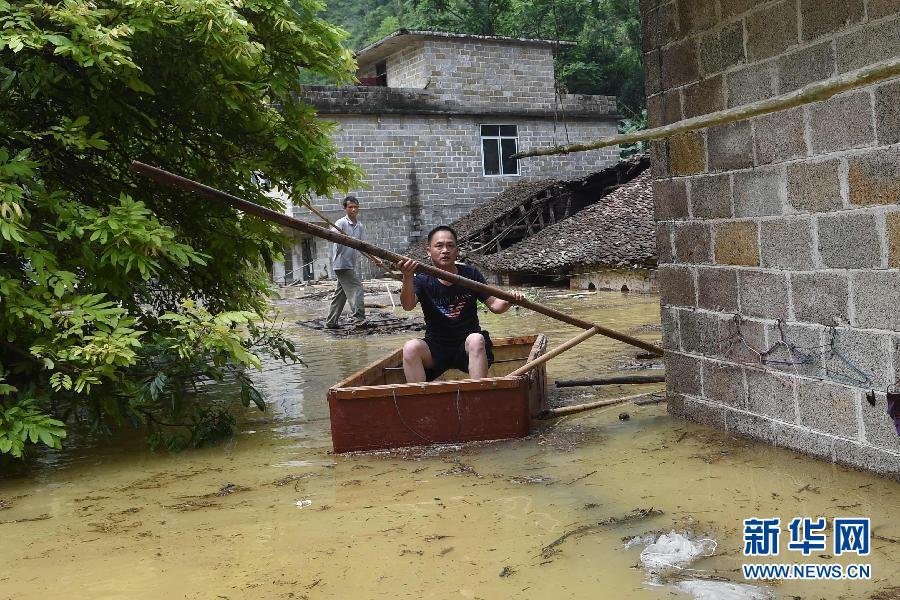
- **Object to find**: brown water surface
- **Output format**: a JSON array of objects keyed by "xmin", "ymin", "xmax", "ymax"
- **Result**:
[{"xmin": 1, "ymin": 290, "xmax": 897, "ymax": 599}]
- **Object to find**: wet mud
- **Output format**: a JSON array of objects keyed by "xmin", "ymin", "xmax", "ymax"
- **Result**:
[{"xmin": 0, "ymin": 289, "xmax": 898, "ymax": 599}]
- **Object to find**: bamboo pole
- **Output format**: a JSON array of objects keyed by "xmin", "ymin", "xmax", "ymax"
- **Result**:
[
  {"xmin": 508, "ymin": 326, "xmax": 600, "ymax": 376},
  {"xmin": 130, "ymin": 161, "xmax": 663, "ymax": 356},
  {"xmin": 555, "ymin": 374, "xmax": 666, "ymax": 387},
  {"xmin": 536, "ymin": 392, "xmax": 656, "ymax": 419},
  {"xmin": 513, "ymin": 57, "xmax": 900, "ymax": 159}
]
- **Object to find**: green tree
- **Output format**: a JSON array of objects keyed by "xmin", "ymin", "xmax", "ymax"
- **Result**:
[
  {"xmin": 0, "ymin": 0, "xmax": 359, "ymax": 459},
  {"xmin": 415, "ymin": 0, "xmax": 513, "ymax": 36}
]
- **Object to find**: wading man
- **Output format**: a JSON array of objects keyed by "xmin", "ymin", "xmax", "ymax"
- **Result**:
[
  {"xmin": 397, "ymin": 226, "xmax": 523, "ymax": 382},
  {"xmin": 325, "ymin": 195, "xmax": 382, "ymax": 329}
]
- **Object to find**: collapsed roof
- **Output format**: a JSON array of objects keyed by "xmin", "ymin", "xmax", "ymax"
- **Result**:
[
  {"xmin": 404, "ymin": 156, "xmax": 655, "ymax": 274},
  {"xmin": 473, "ymin": 169, "xmax": 655, "ymax": 274}
]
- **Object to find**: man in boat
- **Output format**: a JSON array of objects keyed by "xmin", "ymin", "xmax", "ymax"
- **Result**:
[
  {"xmin": 325, "ymin": 195, "xmax": 383, "ymax": 329},
  {"xmin": 397, "ymin": 225, "xmax": 523, "ymax": 382}
]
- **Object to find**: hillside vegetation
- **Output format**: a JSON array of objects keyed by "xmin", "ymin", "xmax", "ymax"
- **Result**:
[{"xmin": 321, "ymin": 0, "xmax": 644, "ymax": 111}]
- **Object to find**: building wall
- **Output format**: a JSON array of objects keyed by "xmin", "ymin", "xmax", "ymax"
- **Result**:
[
  {"xmin": 359, "ymin": 41, "xmax": 428, "ymax": 88},
  {"xmin": 294, "ymin": 114, "xmax": 619, "ymax": 280},
  {"xmin": 570, "ymin": 269, "xmax": 657, "ymax": 293},
  {"xmin": 643, "ymin": 0, "xmax": 900, "ymax": 475},
  {"xmin": 388, "ymin": 41, "xmax": 427, "ymax": 88},
  {"xmin": 421, "ymin": 39, "xmax": 558, "ymax": 109}
]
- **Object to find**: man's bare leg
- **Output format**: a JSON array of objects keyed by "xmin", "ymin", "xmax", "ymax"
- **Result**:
[
  {"xmin": 402, "ymin": 339, "xmax": 434, "ymax": 383},
  {"xmin": 465, "ymin": 333, "xmax": 489, "ymax": 379}
]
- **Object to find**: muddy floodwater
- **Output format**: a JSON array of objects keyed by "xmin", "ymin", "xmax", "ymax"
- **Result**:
[{"xmin": 1, "ymin": 289, "xmax": 898, "ymax": 599}]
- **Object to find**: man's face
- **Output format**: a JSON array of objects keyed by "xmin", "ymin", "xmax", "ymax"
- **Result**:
[
  {"xmin": 426, "ymin": 230, "xmax": 459, "ymax": 269},
  {"xmin": 344, "ymin": 201, "xmax": 359, "ymax": 221}
]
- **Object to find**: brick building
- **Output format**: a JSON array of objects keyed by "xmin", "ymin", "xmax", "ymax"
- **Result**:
[
  {"xmin": 272, "ymin": 30, "xmax": 620, "ymax": 283},
  {"xmin": 643, "ymin": 0, "xmax": 900, "ymax": 474}
]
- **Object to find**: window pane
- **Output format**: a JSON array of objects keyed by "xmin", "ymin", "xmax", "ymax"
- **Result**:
[
  {"xmin": 482, "ymin": 138, "xmax": 500, "ymax": 175},
  {"xmin": 500, "ymin": 138, "xmax": 518, "ymax": 175},
  {"xmin": 481, "ymin": 125, "xmax": 499, "ymax": 137},
  {"xmin": 499, "ymin": 125, "xmax": 517, "ymax": 137}
]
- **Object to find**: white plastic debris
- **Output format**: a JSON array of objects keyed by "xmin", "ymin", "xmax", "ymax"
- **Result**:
[
  {"xmin": 623, "ymin": 534, "xmax": 657, "ymax": 550},
  {"xmin": 295, "ymin": 498, "xmax": 312, "ymax": 508},
  {"xmin": 675, "ymin": 580, "xmax": 772, "ymax": 600},
  {"xmin": 639, "ymin": 531, "xmax": 717, "ymax": 571}
]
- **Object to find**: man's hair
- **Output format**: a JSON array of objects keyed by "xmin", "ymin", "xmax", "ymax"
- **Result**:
[
  {"xmin": 342, "ymin": 195, "xmax": 359, "ymax": 208},
  {"xmin": 427, "ymin": 225, "xmax": 458, "ymax": 244}
]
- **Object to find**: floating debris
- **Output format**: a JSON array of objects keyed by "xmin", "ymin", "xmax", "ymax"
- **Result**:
[
  {"xmin": 509, "ymin": 475, "xmax": 552, "ymax": 485},
  {"xmin": 295, "ymin": 498, "xmax": 312, "ymax": 509},
  {"xmin": 639, "ymin": 531, "xmax": 717, "ymax": 572},
  {"xmin": 0, "ymin": 513, "xmax": 51, "ymax": 525},
  {"xmin": 567, "ymin": 470, "xmax": 597, "ymax": 485},
  {"xmin": 0, "ymin": 499, "xmax": 10, "ymax": 511},
  {"xmin": 215, "ymin": 483, "xmax": 248, "ymax": 496},
  {"xmin": 499, "ymin": 566, "xmax": 515, "ymax": 578},
  {"xmin": 623, "ymin": 533, "xmax": 658, "ymax": 550},
  {"xmin": 436, "ymin": 460, "xmax": 482, "ymax": 478},
  {"xmin": 272, "ymin": 472, "xmax": 320, "ymax": 486},
  {"xmin": 540, "ymin": 507, "xmax": 664, "ymax": 560},
  {"xmin": 297, "ymin": 311, "xmax": 424, "ymax": 336},
  {"xmin": 872, "ymin": 586, "xmax": 900, "ymax": 600},
  {"xmin": 674, "ymin": 580, "xmax": 772, "ymax": 600},
  {"xmin": 165, "ymin": 498, "xmax": 219, "ymax": 512}
]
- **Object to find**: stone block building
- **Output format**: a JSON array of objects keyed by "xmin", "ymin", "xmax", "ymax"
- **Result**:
[
  {"xmin": 272, "ymin": 30, "xmax": 620, "ymax": 283},
  {"xmin": 643, "ymin": 0, "xmax": 900, "ymax": 475}
]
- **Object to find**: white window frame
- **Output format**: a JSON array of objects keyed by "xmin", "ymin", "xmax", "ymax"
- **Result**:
[{"xmin": 480, "ymin": 124, "xmax": 520, "ymax": 177}]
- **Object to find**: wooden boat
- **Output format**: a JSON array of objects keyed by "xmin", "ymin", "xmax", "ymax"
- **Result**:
[{"xmin": 327, "ymin": 335, "xmax": 548, "ymax": 453}]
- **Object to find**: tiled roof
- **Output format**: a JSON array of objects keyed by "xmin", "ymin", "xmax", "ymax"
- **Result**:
[{"xmin": 473, "ymin": 169, "xmax": 656, "ymax": 273}]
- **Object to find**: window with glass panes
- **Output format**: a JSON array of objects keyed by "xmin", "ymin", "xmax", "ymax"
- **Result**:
[{"xmin": 480, "ymin": 125, "xmax": 519, "ymax": 176}]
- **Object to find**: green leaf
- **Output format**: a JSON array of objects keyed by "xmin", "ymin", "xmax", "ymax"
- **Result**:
[
  {"xmin": 38, "ymin": 429, "xmax": 55, "ymax": 447},
  {"xmin": 126, "ymin": 77, "xmax": 156, "ymax": 95},
  {"xmin": 44, "ymin": 34, "xmax": 69, "ymax": 47}
]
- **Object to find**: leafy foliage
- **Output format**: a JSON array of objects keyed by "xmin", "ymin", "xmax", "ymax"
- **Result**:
[
  {"xmin": 618, "ymin": 107, "xmax": 648, "ymax": 158},
  {"xmin": 0, "ymin": 0, "xmax": 352, "ymax": 458},
  {"xmin": 133, "ymin": 301, "xmax": 301, "ymax": 452},
  {"xmin": 0, "ymin": 389, "xmax": 66, "ymax": 458},
  {"xmin": 323, "ymin": 0, "xmax": 644, "ymax": 110}
]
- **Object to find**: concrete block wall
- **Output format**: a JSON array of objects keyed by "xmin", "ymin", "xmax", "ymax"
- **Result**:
[
  {"xmin": 388, "ymin": 42, "xmax": 427, "ymax": 88},
  {"xmin": 294, "ymin": 114, "xmax": 619, "ymax": 279},
  {"xmin": 422, "ymin": 39, "xmax": 558, "ymax": 109},
  {"xmin": 643, "ymin": 0, "xmax": 900, "ymax": 475},
  {"xmin": 357, "ymin": 41, "xmax": 428, "ymax": 88}
]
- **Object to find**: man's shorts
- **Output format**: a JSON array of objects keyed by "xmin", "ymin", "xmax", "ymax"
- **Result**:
[{"xmin": 423, "ymin": 330, "xmax": 495, "ymax": 381}]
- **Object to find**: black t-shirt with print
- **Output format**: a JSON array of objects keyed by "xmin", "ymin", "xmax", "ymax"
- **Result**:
[{"xmin": 413, "ymin": 264, "xmax": 491, "ymax": 344}]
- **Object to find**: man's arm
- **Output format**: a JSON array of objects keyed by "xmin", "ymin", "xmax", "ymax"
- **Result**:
[
  {"xmin": 397, "ymin": 258, "xmax": 419, "ymax": 310},
  {"xmin": 483, "ymin": 291, "xmax": 524, "ymax": 314}
]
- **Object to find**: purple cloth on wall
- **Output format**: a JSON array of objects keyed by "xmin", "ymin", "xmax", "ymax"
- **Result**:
[{"xmin": 889, "ymin": 396, "xmax": 900, "ymax": 436}]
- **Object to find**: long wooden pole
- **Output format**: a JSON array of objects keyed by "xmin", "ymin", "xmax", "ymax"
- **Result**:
[
  {"xmin": 130, "ymin": 161, "xmax": 663, "ymax": 356},
  {"xmin": 513, "ymin": 56, "xmax": 900, "ymax": 159},
  {"xmin": 536, "ymin": 392, "xmax": 655, "ymax": 419},
  {"xmin": 555, "ymin": 373, "xmax": 666, "ymax": 387},
  {"xmin": 508, "ymin": 326, "xmax": 600, "ymax": 376}
]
